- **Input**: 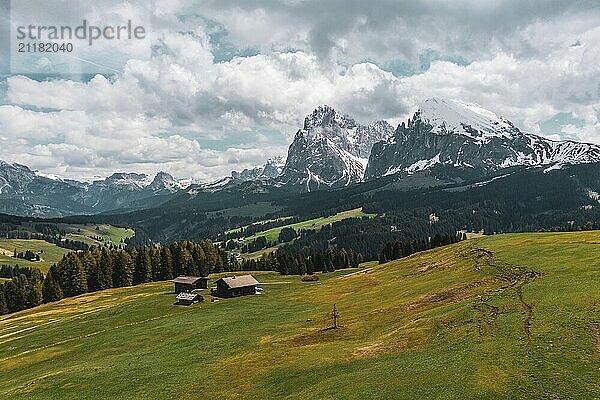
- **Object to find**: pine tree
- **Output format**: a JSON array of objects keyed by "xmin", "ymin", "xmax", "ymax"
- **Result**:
[
  {"xmin": 0, "ymin": 288, "xmax": 8, "ymax": 315},
  {"xmin": 177, "ymin": 248, "xmax": 195, "ymax": 276},
  {"xmin": 170, "ymin": 242, "xmax": 182, "ymax": 276},
  {"xmin": 150, "ymin": 248, "xmax": 162, "ymax": 281},
  {"xmin": 96, "ymin": 249, "xmax": 113, "ymax": 290},
  {"xmin": 159, "ymin": 247, "xmax": 173, "ymax": 280},
  {"xmin": 81, "ymin": 252, "xmax": 99, "ymax": 292},
  {"xmin": 3, "ymin": 276, "xmax": 27, "ymax": 312},
  {"xmin": 202, "ymin": 240, "xmax": 223, "ymax": 273},
  {"xmin": 134, "ymin": 248, "xmax": 152, "ymax": 284},
  {"xmin": 193, "ymin": 246, "xmax": 209, "ymax": 277},
  {"xmin": 112, "ymin": 250, "xmax": 134, "ymax": 287},
  {"xmin": 25, "ymin": 268, "xmax": 43, "ymax": 308},
  {"xmin": 42, "ymin": 264, "xmax": 63, "ymax": 303},
  {"xmin": 58, "ymin": 253, "xmax": 87, "ymax": 297}
]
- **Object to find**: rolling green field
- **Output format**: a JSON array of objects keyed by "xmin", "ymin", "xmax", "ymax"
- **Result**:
[
  {"xmin": 0, "ymin": 239, "xmax": 72, "ymax": 273},
  {"xmin": 1, "ymin": 231, "xmax": 599, "ymax": 399},
  {"xmin": 243, "ymin": 207, "xmax": 375, "ymax": 244},
  {"xmin": 60, "ymin": 223, "xmax": 135, "ymax": 246},
  {"xmin": 0, "ymin": 225, "xmax": 134, "ymax": 273}
]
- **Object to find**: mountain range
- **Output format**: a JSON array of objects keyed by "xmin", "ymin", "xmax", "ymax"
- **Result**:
[
  {"xmin": 365, "ymin": 98, "xmax": 600, "ymax": 179},
  {"xmin": 2, "ymin": 98, "xmax": 600, "ymax": 217},
  {"xmin": 0, "ymin": 162, "xmax": 184, "ymax": 217}
]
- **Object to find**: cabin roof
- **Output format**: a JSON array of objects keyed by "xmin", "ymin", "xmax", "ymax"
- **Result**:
[
  {"xmin": 176, "ymin": 292, "xmax": 200, "ymax": 301},
  {"xmin": 218, "ymin": 275, "xmax": 259, "ymax": 289},
  {"xmin": 172, "ymin": 276, "xmax": 206, "ymax": 285}
]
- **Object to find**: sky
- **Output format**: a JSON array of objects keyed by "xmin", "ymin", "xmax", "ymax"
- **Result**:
[{"xmin": 0, "ymin": 0, "xmax": 599, "ymax": 181}]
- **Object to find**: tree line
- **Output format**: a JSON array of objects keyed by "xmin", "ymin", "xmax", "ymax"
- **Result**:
[
  {"xmin": 379, "ymin": 233, "xmax": 462, "ymax": 264},
  {"xmin": 0, "ymin": 240, "xmax": 229, "ymax": 315},
  {"xmin": 241, "ymin": 247, "xmax": 363, "ymax": 275}
]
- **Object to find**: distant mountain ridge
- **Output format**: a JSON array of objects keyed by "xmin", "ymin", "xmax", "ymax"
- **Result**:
[
  {"xmin": 3, "ymin": 98, "xmax": 600, "ymax": 216},
  {"xmin": 0, "ymin": 161, "xmax": 186, "ymax": 217},
  {"xmin": 231, "ymin": 157, "xmax": 285, "ymax": 183},
  {"xmin": 365, "ymin": 98, "xmax": 600, "ymax": 179}
]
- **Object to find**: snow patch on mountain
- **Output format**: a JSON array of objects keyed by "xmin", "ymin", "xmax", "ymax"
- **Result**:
[
  {"xmin": 405, "ymin": 153, "xmax": 441, "ymax": 174},
  {"xmin": 366, "ymin": 98, "xmax": 600, "ymax": 180},
  {"xmin": 418, "ymin": 98, "xmax": 519, "ymax": 143}
]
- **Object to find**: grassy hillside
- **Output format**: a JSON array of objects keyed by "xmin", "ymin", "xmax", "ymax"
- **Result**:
[
  {"xmin": 0, "ymin": 239, "xmax": 72, "ymax": 273},
  {"xmin": 0, "ymin": 224, "xmax": 133, "ymax": 273},
  {"xmin": 60, "ymin": 223, "xmax": 134, "ymax": 246},
  {"xmin": 1, "ymin": 231, "xmax": 599, "ymax": 399},
  {"xmin": 243, "ymin": 207, "xmax": 375, "ymax": 244}
]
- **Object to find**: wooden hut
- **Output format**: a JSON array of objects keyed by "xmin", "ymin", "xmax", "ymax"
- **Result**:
[
  {"xmin": 214, "ymin": 275, "xmax": 260, "ymax": 297},
  {"xmin": 176, "ymin": 292, "xmax": 203, "ymax": 306},
  {"xmin": 172, "ymin": 276, "xmax": 208, "ymax": 293}
]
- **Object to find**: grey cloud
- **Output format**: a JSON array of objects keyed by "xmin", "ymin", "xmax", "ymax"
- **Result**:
[{"xmin": 190, "ymin": 0, "xmax": 600, "ymax": 63}]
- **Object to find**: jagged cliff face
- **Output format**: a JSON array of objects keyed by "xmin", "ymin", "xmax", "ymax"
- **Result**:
[
  {"xmin": 276, "ymin": 105, "xmax": 394, "ymax": 191},
  {"xmin": 365, "ymin": 98, "xmax": 600, "ymax": 179}
]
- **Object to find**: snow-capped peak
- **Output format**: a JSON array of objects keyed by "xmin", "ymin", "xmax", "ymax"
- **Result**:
[{"xmin": 417, "ymin": 98, "xmax": 519, "ymax": 142}]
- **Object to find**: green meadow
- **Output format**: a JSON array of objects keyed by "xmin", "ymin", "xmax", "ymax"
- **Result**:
[
  {"xmin": 60, "ymin": 223, "xmax": 135, "ymax": 246},
  {"xmin": 1, "ymin": 231, "xmax": 599, "ymax": 399},
  {"xmin": 0, "ymin": 239, "xmax": 71, "ymax": 273},
  {"xmin": 243, "ymin": 207, "xmax": 376, "ymax": 244},
  {"xmin": 0, "ymin": 225, "xmax": 134, "ymax": 273}
]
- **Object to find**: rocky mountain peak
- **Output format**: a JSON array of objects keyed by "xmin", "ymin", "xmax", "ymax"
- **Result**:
[
  {"xmin": 102, "ymin": 172, "xmax": 150, "ymax": 189},
  {"xmin": 149, "ymin": 171, "xmax": 182, "ymax": 192},
  {"xmin": 276, "ymin": 106, "xmax": 395, "ymax": 191},
  {"xmin": 303, "ymin": 105, "xmax": 356, "ymax": 131},
  {"xmin": 231, "ymin": 156, "xmax": 286, "ymax": 183},
  {"xmin": 365, "ymin": 98, "xmax": 600, "ymax": 180}
]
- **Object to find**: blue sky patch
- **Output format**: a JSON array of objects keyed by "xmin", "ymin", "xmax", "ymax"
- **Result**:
[{"xmin": 539, "ymin": 112, "xmax": 585, "ymax": 140}]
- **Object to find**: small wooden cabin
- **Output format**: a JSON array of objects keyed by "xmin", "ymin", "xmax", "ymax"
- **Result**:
[
  {"xmin": 176, "ymin": 292, "xmax": 203, "ymax": 306},
  {"xmin": 172, "ymin": 276, "xmax": 208, "ymax": 294},
  {"xmin": 214, "ymin": 275, "xmax": 260, "ymax": 298}
]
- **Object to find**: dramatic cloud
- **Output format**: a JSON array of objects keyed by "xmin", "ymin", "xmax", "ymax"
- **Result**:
[{"xmin": 0, "ymin": 0, "xmax": 599, "ymax": 180}]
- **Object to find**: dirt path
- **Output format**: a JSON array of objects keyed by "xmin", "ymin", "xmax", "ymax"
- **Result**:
[
  {"xmin": 466, "ymin": 245, "xmax": 539, "ymax": 341},
  {"xmin": 515, "ymin": 285, "xmax": 533, "ymax": 342}
]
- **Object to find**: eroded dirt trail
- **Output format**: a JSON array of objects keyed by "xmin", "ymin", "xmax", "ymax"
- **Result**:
[
  {"xmin": 465, "ymin": 245, "xmax": 540, "ymax": 341},
  {"xmin": 515, "ymin": 285, "xmax": 533, "ymax": 342}
]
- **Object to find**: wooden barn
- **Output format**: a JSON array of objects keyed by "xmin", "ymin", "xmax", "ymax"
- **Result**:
[
  {"xmin": 172, "ymin": 276, "xmax": 208, "ymax": 294},
  {"xmin": 214, "ymin": 275, "xmax": 260, "ymax": 298},
  {"xmin": 176, "ymin": 292, "xmax": 203, "ymax": 306}
]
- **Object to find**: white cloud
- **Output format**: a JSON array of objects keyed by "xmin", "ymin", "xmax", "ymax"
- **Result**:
[{"xmin": 1, "ymin": 0, "xmax": 599, "ymax": 180}]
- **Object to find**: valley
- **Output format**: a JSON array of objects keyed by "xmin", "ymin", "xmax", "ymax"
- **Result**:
[{"xmin": 1, "ymin": 231, "xmax": 599, "ymax": 399}]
